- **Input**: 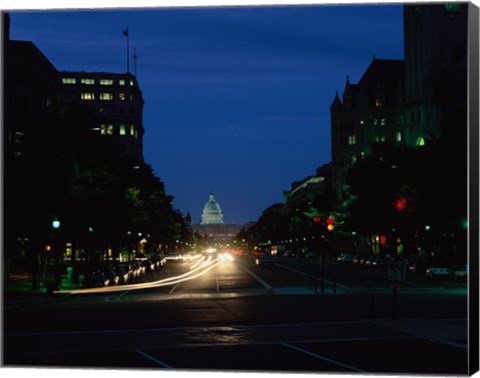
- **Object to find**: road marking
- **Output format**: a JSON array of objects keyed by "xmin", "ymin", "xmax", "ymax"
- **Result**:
[
  {"xmin": 281, "ymin": 342, "xmax": 366, "ymax": 372},
  {"xmin": 274, "ymin": 262, "xmax": 353, "ymax": 292},
  {"xmin": 135, "ymin": 348, "xmax": 174, "ymax": 369},
  {"xmin": 169, "ymin": 284, "xmax": 180, "ymax": 294},
  {"xmin": 236, "ymin": 261, "xmax": 274, "ymax": 292}
]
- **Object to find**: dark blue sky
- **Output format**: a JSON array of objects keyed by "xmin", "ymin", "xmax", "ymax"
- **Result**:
[{"xmin": 8, "ymin": 2, "xmax": 404, "ymax": 224}]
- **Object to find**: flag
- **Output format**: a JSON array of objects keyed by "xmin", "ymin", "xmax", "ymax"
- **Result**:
[{"xmin": 123, "ymin": 28, "xmax": 129, "ymax": 36}]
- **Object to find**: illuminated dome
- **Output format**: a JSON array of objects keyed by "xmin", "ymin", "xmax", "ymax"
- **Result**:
[{"xmin": 200, "ymin": 192, "xmax": 224, "ymax": 225}]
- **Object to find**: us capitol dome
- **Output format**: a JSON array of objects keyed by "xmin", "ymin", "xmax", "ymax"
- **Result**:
[
  {"xmin": 200, "ymin": 192, "xmax": 224, "ymax": 225},
  {"xmin": 193, "ymin": 192, "xmax": 243, "ymax": 244}
]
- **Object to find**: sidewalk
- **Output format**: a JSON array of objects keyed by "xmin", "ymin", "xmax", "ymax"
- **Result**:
[
  {"xmin": 3, "ymin": 272, "xmax": 82, "ymax": 305},
  {"xmin": 371, "ymin": 318, "xmax": 468, "ymax": 347}
]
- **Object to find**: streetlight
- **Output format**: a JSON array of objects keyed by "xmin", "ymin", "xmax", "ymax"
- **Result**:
[
  {"xmin": 50, "ymin": 216, "xmax": 61, "ymax": 292},
  {"xmin": 52, "ymin": 217, "xmax": 61, "ymax": 229}
]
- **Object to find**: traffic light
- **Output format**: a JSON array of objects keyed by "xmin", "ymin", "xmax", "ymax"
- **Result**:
[
  {"xmin": 394, "ymin": 197, "xmax": 407, "ymax": 212},
  {"xmin": 326, "ymin": 217, "xmax": 334, "ymax": 231},
  {"xmin": 52, "ymin": 217, "xmax": 60, "ymax": 229}
]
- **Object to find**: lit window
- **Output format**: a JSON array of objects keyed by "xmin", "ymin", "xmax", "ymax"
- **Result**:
[
  {"xmin": 381, "ymin": 118, "xmax": 387, "ymax": 126},
  {"xmin": 81, "ymin": 92, "xmax": 95, "ymax": 100},
  {"xmin": 129, "ymin": 80, "xmax": 135, "ymax": 86},
  {"xmin": 416, "ymin": 137, "xmax": 425, "ymax": 146},
  {"xmin": 62, "ymin": 78, "xmax": 76, "ymax": 85},
  {"xmin": 445, "ymin": 3, "xmax": 460, "ymax": 12},
  {"xmin": 100, "ymin": 79, "xmax": 114, "ymax": 86},
  {"xmin": 359, "ymin": 120, "xmax": 365, "ymax": 125},
  {"xmin": 351, "ymin": 154, "xmax": 357, "ymax": 164},
  {"xmin": 396, "ymin": 132, "xmax": 402, "ymax": 142},
  {"xmin": 119, "ymin": 124, "xmax": 126, "ymax": 135},
  {"xmin": 119, "ymin": 93, "xmax": 126, "ymax": 101},
  {"xmin": 375, "ymin": 98, "xmax": 382, "ymax": 107},
  {"xmin": 100, "ymin": 124, "xmax": 114, "ymax": 135},
  {"xmin": 373, "ymin": 119, "xmax": 378, "ymax": 126},
  {"xmin": 381, "ymin": 136, "xmax": 386, "ymax": 142},
  {"xmin": 348, "ymin": 135, "xmax": 356, "ymax": 145},
  {"xmin": 119, "ymin": 80, "xmax": 125, "ymax": 86},
  {"xmin": 99, "ymin": 93, "xmax": 113, "ymax": 100},
  {"xmin": 130, "ymin": 124, "xmax": 135, "ymax": 136},
  {"xmin": 81, "ymin": 78, "xmax": 95, "ymax": 85}
]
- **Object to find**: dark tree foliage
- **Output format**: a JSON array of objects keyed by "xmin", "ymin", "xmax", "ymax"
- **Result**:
[{"xmin": 8, "ymin": 103, "xmax": 191, "ymax": 265}]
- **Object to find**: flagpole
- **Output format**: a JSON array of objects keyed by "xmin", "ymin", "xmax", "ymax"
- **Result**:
[
  {"xmin": 133, "ymin": 48, "xmax": 138, "ymax": 77},
  {"xmin": 126, "ymin": 26, "xmax": 130, "ymax": 73}
]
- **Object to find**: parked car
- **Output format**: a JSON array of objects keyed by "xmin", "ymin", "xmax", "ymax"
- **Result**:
[
  {"xmin": 426, "ymin": 266, "xmax": 450, "ymax": 277},
  {"xmin": 83, "ymin": 270, "xmax": 110, "ymax": 288},
  {"xmin": 103, "ymin": 269, "xmax": 120, "ymax": 286},
  {"xmin": 151, "ymin": 255, "xmax": 166, "ymax": 268},
  {"xmin": 452, "ymin": 265, "xmax": 468, "ymax": 281},
  {"xmin": 371, "ymin": 256, "xmax": 386, "ymax": 267},
  {"xmin": 131, "ymin": 261, "xmax": 146, "ymax": 276},
  {"xmin": 113, "ymin": 267, "xmax": 130, "ymax": 285},
  {"xmin": 337, "ymin": 253, "xmax": 354, "ymax": 263},
  {"xmin": 255, "ymin": 255, "xmax": 275, "ymax": 267}
]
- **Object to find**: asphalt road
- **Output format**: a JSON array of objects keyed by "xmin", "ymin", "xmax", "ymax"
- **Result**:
[{"xmin": 3, "ymin": 254, "xmax": 470, "ymax": 375}]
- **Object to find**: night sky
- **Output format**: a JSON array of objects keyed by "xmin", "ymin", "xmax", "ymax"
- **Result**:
[{"xmin": 7, "ymin": 1, "xmax": 404, "ymax": 225}]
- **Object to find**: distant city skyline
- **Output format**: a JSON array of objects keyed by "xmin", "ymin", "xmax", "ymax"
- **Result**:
[{"xmin": 6, "ymin": 1, "xmax": 405, "ymax": 224}]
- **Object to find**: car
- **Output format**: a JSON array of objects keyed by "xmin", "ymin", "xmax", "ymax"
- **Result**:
[
  {"xmin": 371, "ymin": 256, "xmax": 386, "ymax": 267},
  {"xmin": 142, "ymin": 259, "xmax": 156, "ymax": 272},
  {"xmin": 103, "ymin": 269, "xmax": 120, "ymax": 286},
  {"xmin": 452, "ymin": 265, "xmax": 468, "ymax": 281},
  {"xmin": 131, "ymin": 261, "xmax": 146, "ymax": 276},
  {"xmin": 337, "ymin": 253, "xmax": 354, "ymax": 263},
  {"xmin": 426, "ymin": 266, "xmax": 450, "ymax": 277},
  {"xmin": 82, "ymin": 270, "xmax": 110, "ymax": 288},
  {"xmin": 255, "ymin": 255, "xmax": 275, "ymax": 267},
  {"xmin": 113, "ymin": 267, "xmax": 130, "ymax": 285}
]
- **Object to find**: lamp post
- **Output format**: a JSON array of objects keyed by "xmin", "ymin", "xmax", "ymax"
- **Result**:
[{"xmin": 52, "ymin": 217, "xmax": 61, "ymax": 290}]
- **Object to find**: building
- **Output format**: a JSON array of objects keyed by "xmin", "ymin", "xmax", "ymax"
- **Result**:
[
  {"xmin": 6, "ymin": 40, "xmax": 60, "ymax": 159},
  {"xmin": 330, "ymin": 3, "xmax": 468, "ymax": 200},
  {"xmin": 193, "ymin": 193, "xmax": 243, "ymax": 244},
  {"xmin": 6, "ymin": 39, "xmax": 145, "ymax": 162},
  {"xmin": 200, "ymin": 192, "xmax": 224, "ymax": 225},
  {"xmin": 283, "ymin": 163, "xmax": 332, "ymax": 212},
  {"xmin": 330, "ymin": 58, "xmax": 405, "ymax": 199},
  {"xmin": 57, "ymin": 71, "xmax": 144, "ymax": 160},
  {"xmin": 403, "ymin": 3, "xmax": 468, "ymax": 146}
]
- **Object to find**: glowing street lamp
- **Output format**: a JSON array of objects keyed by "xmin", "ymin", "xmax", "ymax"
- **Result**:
[{"xmin": 52, "ymin": 217, "xmax": 61, "ymax": 229}]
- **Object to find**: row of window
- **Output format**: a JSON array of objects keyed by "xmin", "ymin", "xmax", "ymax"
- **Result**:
[
  {"xmin": 97, "ymin": 123, "xmax": 139, "ymax": 138},
  {"xmin": 347, "ymin": 131, "xmax": 403, "ymax": 146},
  {"xmin": 62, "ymin": 77, "xmax": 135, "ymax": 87},
  {"xmin": 81, "ymin": 92, "xmax": 134, "ymax": 101},
  {"xmin": 358, "ymin": 113, "xmax": 419, "ymax": 127}
]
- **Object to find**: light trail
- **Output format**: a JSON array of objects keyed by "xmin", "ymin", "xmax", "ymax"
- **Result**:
[{"xmin": 54, "ymin": 254, "xmax": 227, "ymax": 295}]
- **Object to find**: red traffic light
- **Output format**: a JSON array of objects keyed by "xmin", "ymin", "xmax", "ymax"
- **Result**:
[
  {"xmin": 326, "ymin": 217, "xmax": 334, "ymax": 225},
  {"xmin": 395, "ymin": 197, "xmax": 407, "ymax": 212}
]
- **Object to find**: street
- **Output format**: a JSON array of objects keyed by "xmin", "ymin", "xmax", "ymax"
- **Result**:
[{"xmin": 3, "ymin": 253, "xmax": 470, "ymax": 375}]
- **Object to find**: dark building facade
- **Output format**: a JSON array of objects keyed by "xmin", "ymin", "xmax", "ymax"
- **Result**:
[
  {"xmin": 6, "ymin": 39, "xmax": 145, "ymax": 162},
  {"xmin": 330, "ymin": 3, "xmax": 468, "ymax": 200},
  {"xmin": 330, "ymin": 58, "xmax": 405, "ymax": 199},
  {"xmin": 57, "ymin": 71, "xmax": 144, "ymax": 160},
  {"xmin": 403, "ymin": 2, "xmax": 468, "ymax": 145}
]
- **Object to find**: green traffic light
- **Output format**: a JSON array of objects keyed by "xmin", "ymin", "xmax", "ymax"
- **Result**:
[{"xmin": 52, "ymin": 218, "xmax": 60, "ymax": 229}]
